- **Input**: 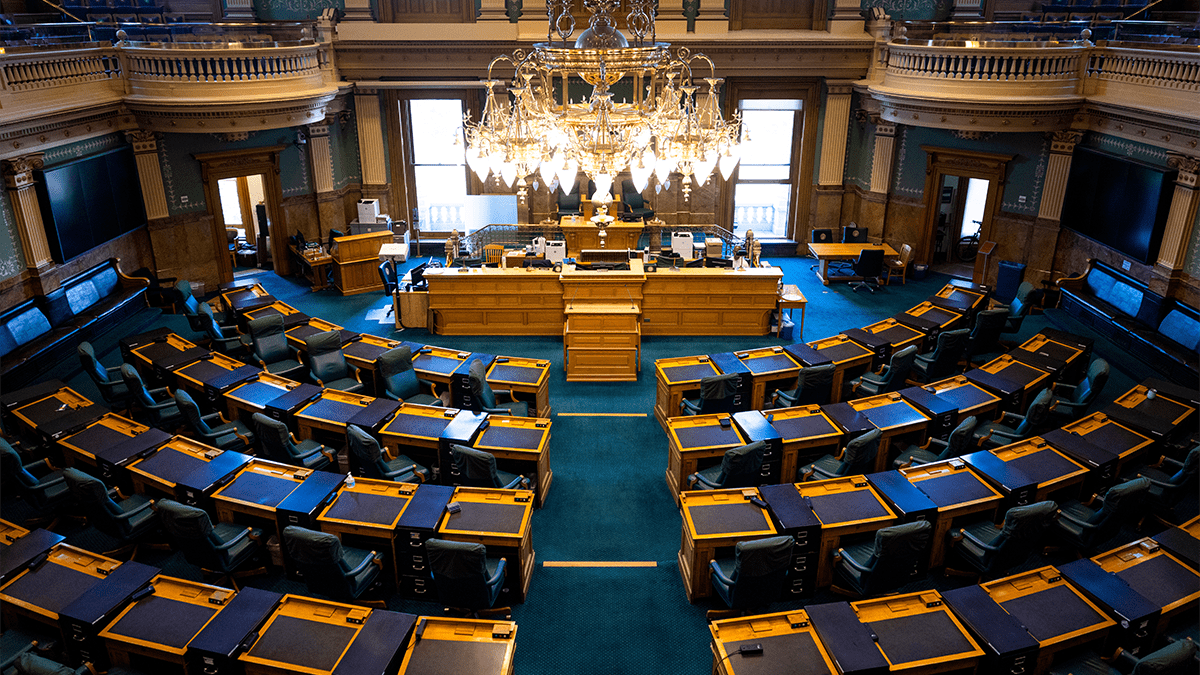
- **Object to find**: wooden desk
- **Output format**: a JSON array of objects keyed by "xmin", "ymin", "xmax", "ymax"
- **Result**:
[
  {"xmin": 243, "ymin": 301, "xmax": 310, "ymax": 330},
  {"xmin": 221, "ymin": 283, "xmax": 274, "ymax": 321},
  {"xmin": 211, "ymin": 459, "xmax": 315, "ymax": 530},
  {"xmin": 665, "ymin": 413, "xmax": 746, "ymax": 503},
  {"xmin": 240, "ymin": 594, "xmax": 415, "ymax": 675},
  {"xmin": 905, "ymin": 375, "xmax": 1002, "ymax": 433},
  {"xmin": 331, "ymin": 230, "xmax": 391, "ymax": 296},
  {"xmin": 732, "ymin": 347, "xmax": 802, "ymax": 410},
  {"xmin": 898, "ymin": 460, "xmax": 1004, "ymax": 567},
  {"xmin": 850, "ymin": 590, "xmax": 985, "ymax": 674},
  {"xmin": 0, "ymin": 519, "xmax": 29, "ymax": 546},
  {"xmin": 58, "ymin": 413, "xmax": 172, "ymax": 487},
  {"xmin": 1102, "ymin": 383, "xmax": 1197, "ymax": 441},
  {"xmin": 804, "ymin": 335, "xmax": 874, "ymax": 403},
  {"xmin": 845, "ymin": 393, "xmax": 932, "ymax": 472},
  {"xmin": 472, "ymin": 415, "xmax": 553, "ymax": 507},
  {"xmin": 653, "ymin": 355, "xmax": 721, "ymax": 431},
  {"xmin": 342, "ymin": 334, "xmax": 405, "ymax": 395},
  {"xmin": 792, "ymin": 477, "xmax": 898, "ymax": 588},
  {"xmin": 0, "ymin": 544, "xmax": 121, "ymax": 625},
  {"xmin": 892, "ymin": 301, "xmax": 964, "ymax": 343},
  {"xmin": 285, "ymin": 318, "xmax": 354, "ymax": 352},
  {"xmin": 425, "ymin": 266, "xmax": 565, "ymax": 336},
  {"xmin": 290, "ymin": 244, "xmax": 332, "ymax": 291},
  {"xmin": 709, "ymin": 609, "xmax": 838, "ymax": 675},
  {"xmin": 778, "ymin": 284, "xmax": 807, "ymax": 339},
  {"xmin": 927, "ymin": 283, "xmax": 987, "ymax": 315},
  {"xmin": 763, "ymin": 404, "xmax": 843, "ymax": 482},
  {"xmin": 1010, "ymin": 332, "xmax": 1085, "ymax": 382},
  {"xmin": 174, "ymin": 352, "xmax": 261, "ymax": 409},
  {"xmin": 678, "ymin": 488, "xmax": 778, "ymax": 602},
  {"xmin": 807, "ymin": 242, "xmax": 898, "ymax": 285},
  {"xmin": 1057, "ymin": 412, "xmax": 1153, "ymax": 474},
  {"xmin": 966, "ymin": 354, "xmax": 1053, "ymax": 413},
  {"xmin": 295, "ymin": 389, "xmax": 381, "ymax": 445},
  {"xmin": 563, "ymin": 301, "xmax": 640, "ymax": 382},
  {"xmin": 437, "ymin": 487, "xmax": 535, "ymax": 603},
  {"xmin": 641, "ymin": 265, "xmax": 782, "ymax": 336},
  {"xmin": 412, "ymin": 346, "xmax": 471, "ymax": 388},
  {"xmin": 981, "ymin": 566, "xmax": 1117, "ymax": 674},
  {"xmin": 100, "ymin": 575, "xmax": 235, "ymax": 669},
  {"xmin": 1092, "ymin": 537, "xmax": 1200, "ymax": 624},
  {"xmin": 397, "ymin": 617, "xmax": 517, "ymax": 675},
  {"xmin": 560, "ymin": 219, "xmax": 640, "ymax": 253},
  {"xmin": 844, "ymin": 318, "xmax": 926, "ymax": 368},
  {"xmin": 965, "ymin": 438, "xmax": 1088, "ymax": 508},
  {"xmin": 486, "ymin": 356, "xmax": 551, "ymax": 419},
  {"xmin": 127, "ymin": 435, "xmax": 251, "ymax": 507},
  {"xmin": 127, "ymin": 332, "xmax": 208, "ymax": 383},
  {"xmin": 317, "ymin": 478, "xmax": 417, "ymax": 587},
  {"xmin": 378, "ymin": 403, "xmax": 461, "ymax": 472},
  {"xmin": 224, "ymin": 373, "xmax": 307, "ymax": 425}
]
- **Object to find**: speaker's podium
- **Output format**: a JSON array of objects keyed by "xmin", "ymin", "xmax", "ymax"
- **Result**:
[{"xmin": 561, "ymin": 257, "xmax": 643, "ymax": 382}]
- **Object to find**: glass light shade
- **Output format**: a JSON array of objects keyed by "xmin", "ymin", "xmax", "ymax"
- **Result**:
[{"xmin": 718, "ymin": 150, "xmax": 739, "ymax": 180}]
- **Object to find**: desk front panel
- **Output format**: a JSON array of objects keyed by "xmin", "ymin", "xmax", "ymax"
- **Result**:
[
  {"xmin": 666, "ymin": 413, "xmax": 746, "ymax": 502},
  {"xmin": 397, "ymin": 617, "xmax": 517, "ymax": 675},
  {"xmin": 437, "ymin": 487, "xmax": 535, "ymax": 602},
  {"xmin": 709, "ymin": 610, "xmax": 838, "ymax": 675},
  {"xmin": 899, "ymin": 461, "xmax": 1004, "ymax": 567},
  {"xmin": 678, "ymin": 488, "xmax": 777, "ymax": 601},
  {"xmin": 99, "ymin": 575, "xmax": 232, "ymax": 667},
  {"xmin": 653, "ymin": 355, "xmax": 721, "ymax": 428},
  {"xmin": 794, "ymin": 477, "xmax": 898, "ymax": 587},
  {"xmin": 425, "ymin": 268, "xmax": 564, "ymax": 336},
  {"xmin": 642, "ymin": 268, "xmax": 781, "ymax": 336},
  {"xmin": 852, "ymin": 591, "xmax": 984, "ymax": 674},
  {"xmin": 0, "ymin": 544, "xmax": 119, "ymax": 624}
]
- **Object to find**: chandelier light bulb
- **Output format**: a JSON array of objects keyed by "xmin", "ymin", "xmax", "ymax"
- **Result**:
[{"xmin": 718, "ymin": 150, "xmax": 739, "ymax": 181}]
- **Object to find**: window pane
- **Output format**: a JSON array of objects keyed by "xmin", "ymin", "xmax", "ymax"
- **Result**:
[
  {"xmin": 739, "ymin": 110, "xmax": 794, "ymax": 168},
  {"xmin": 415, "ymin": 165, "xmax": 467, "ymax": 232},
  {"xmin": 737, "ymin": 165, "xmax": 791, "ymax": 181},
  {"xmin": 409, "ymin": 99, "xmax": 470, "ymax": 232},
  {"xmin": 410, "ymin": 99, "xmax": 465, "ymax": 166},
  {"xmin": 217, "ymin": 177, "xmax": 242, "ymax": 226},
  {"xmin": 732, "ymin": 183, "xmax": 790, "ymax": 238}
]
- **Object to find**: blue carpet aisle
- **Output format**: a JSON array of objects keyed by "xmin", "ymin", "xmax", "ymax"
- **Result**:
[{"xmin": 5, "ymin": 254, "xmax": 1190, "ymax": 675}]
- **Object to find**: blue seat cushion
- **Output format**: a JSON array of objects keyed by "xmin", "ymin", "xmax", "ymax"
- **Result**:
[{"xmin": 1159, "ymin": 310, "xmax": 1200, "ymax": 352}]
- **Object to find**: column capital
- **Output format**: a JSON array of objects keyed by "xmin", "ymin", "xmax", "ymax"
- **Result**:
[
  {"xmin": 125, "ymin": 129, "xmax": 159, "ymax": 154},
  {"xmin": 825, "ymin": 81, "xmax": 855, "ymax": 96},
  {"xmin": 1167, "ymin": 152, "xmax": 1199, "ymax": 187},
  {"xmin": 2, "ymin": 153, "xmax": 45, "ymax": 190},
  {"xmin": 307, "ymin": 122, "xmax": 331, "ymax": 138},
  {"xmin": 1048, "ymin": 130, "xmax": 1083, "ymax": 154}
]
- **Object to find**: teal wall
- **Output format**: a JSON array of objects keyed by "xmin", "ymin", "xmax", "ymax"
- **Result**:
[
  {"xmin": 330, "ymin": 107, "xmax": 362, "ymax": 191},
  {"xmin": 0, "ymin": 190, "xmax": 25, "ymax": 281},
  {"xmin": 158, "ymin": 130, "xmax": 313, "ymax": 217},
  {"xmin": 253, "ymin": 0, "xmax": 342, "ymax": 21},
  {"xmin": 1079, "ymin": 131, "xmax": 1171, "ymax": 166},
  {"xmin": 890, "ymin": 126, "xmax": 1048, "ymax": 216},
  {"xmin": 860, "ymin": 0, "xmax": 951, "ymax": 21},
  {"xmin": 844, "ymin": 92, "xmax": 873, "ymax": 192}
]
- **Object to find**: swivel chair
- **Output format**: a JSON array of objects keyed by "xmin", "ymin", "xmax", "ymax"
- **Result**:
[
  {"xmin": 1047, "ymin": 359, "xmax": 1110, "ymax": 424},
  {"xmin": 800, "ymin": 428, "xmax": 882, "ymax": 481},
  {"xmin": 947, "ymin": 501, "xmax": 1058, "ymax": 578},
  {"xmin": 253, "ymin": 413, "xmax": 335, "ymax": 470},
  {"xmin": 303, "ymin": 330, "xmax": 366, "ymax": 393},
  {"xmin": 346, "ymin": 424, "xmax": 430, "ymax": 483},
  {"xmin": 771, "ymin": 363, "xmax": 835, "ymax": 408},
  {"xmin": 1000, "ymin": 282, "xmax": 1042, "ymax": 337},
  {"xmin": 973, "ymin": 388, "xmax": 1053, "ymax": 448},
  {"xmin": 832, "ymin": 520, "xmax": 932, "ymax": 597},
  {"xmin": 6, "ymin": 649, "xmax": 96, "ymax": 675},
  {"xmin": 377, "ymin": 346, "xmax": 443, "ymax": 405},
  {"xmin": 893, "ymin": 416, "xmax": 978, "ymax": 469},
  {"xmin": 449, "ymin": 444, "xmax": 530, "ymax": 490},
  {"xmin": 283, "ymin": 525, "xmax": 384, "ymax": 606},
  {"xmin": 688, "ymin": 441, "xmax": 767, "ymax": 490},
  {"xmin": 964, "ymin": 309, "xmax": 1009, "ymax": 364},
  {"xmin": 378, "ymin": 261, "xmax": 398, "ymax": 317},
  {"xmin": 465, "ymin": 358, "xmax": 528, "ymax": 416},
  {"xmin": 247, "ymin": 314, "xmax": 307, "ymax": 381},
  {"xmin": 1127, "ymin": 445, "xmax": 1198, "ymax": 525},
  {"xmin": 555, "ymin": 181, "xmax": 583, "ymax": 219},
  {"xmin": 198, "ymin": 303, "xmax": 250, "ymax": 356},
  {"xmin": 908, "ymin": 328, "xmax": 969, "ymax": 384},
  {"xmin": 77, "ymin": 341, "xmax": 131, "ymax": 409},
  {"xmin": 841, "ymin": 223, "xmax": 868, "ymax": 243},
  {"xmin": 175, "ymin": 389, "xmax": 254, "ymax": 451},
  {"xmin": 62, "ymin": 467, "xmax": 159, "ymax": 559},
  {"xmin": 1104, "ymin": 638, "xmax": 1198, "ymax": 675},
  {"xmin": 0, "ymin": 437, "xmax": 75, "ymax": 526},
  {"xmin": 681, "ymin": 373, "xmax": 740, "ymax": 415},
  {"xmin": 157, "ymin": 499, "xmax": 265, "ymax": 589},
  {"xmin": 811, "ymin": 228, "xmax": 834, "ymax": 244},
  {"xmin": 621, "ymin": 179, "xmax": 654, "ymax": 221},
  {"xmin": 426, "ymin": 538, "xmax": 509, "ymax": 618},
  {"xmin": 848, "ymin": 249, "xmax": 885, "ymax": 293},
  {"xmin": 1053, "ymin": 477, "xmax": 1152, "ymax": 553},
  {"xmin": 120, "ymin": 364, "xmax": 184, "ymax": 429},
  {"xmin": 851, "ymin": 345, "xmax": 918, "ymax": 396},
  {"xmin": 708, "ymin": 535, "xmax": 792, "ymax": 618},
  {"xmin": 174, "ymin": 279, "xmax": 207, "ymax": 332}
]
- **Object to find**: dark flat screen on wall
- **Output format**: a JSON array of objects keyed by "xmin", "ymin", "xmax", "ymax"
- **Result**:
[
  {"xmin": 34, "ymin": 146, "xmax": 146, "ymax": 264},
  {"xmin": 1061, "ymin": 147, "xmax": 1176, "ymax": 265}
]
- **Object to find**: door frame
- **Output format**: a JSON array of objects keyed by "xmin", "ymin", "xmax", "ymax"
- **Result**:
[
  {"xmin": 195, "ymin": 146, "xmax": 288, "ymax": 283},
  {"xmin": 919, "ymin": 146, "xmax": 1013, "ymax": 266}
]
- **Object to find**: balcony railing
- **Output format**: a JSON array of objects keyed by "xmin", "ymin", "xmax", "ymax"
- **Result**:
[{"xmin": 881, "ymin": 37, "xmax": 1089, "ymax": 98}]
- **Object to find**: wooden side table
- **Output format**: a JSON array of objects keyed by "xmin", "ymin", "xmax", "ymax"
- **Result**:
[{"xmin": 778, "ymin": 284, "xmax": 807, "ymax": 339}]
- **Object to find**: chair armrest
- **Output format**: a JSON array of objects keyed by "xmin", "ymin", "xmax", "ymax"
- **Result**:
[
  {"xmin": 1135, "ymin": 473, "xmax": 1175, "ymax": 489},
  {"xmin": 492, "ymin": 388, "xmax": 517, "ymax": 403},
  {"xmin": 212, "ymin": 526, "xmax": 254, "ymax": 550},
  {"xmin": 680, "ymin": 399, "xmax": 702, "ymax": 414},
  {"xmin": 810, "ymin": 463, "xmax": 840, "ymax": 480},
  {"xmin": 708, "ymin": 560, "xmax": 735, "ymax": 587},
  {"xmin": 488, "ymin": 558, "xmax": 508, "ymax": 587},
  {"xmin": 105, "ymin": 365, "xmax": 123, "ymax": 379},
  {"xmin": 1000, "ymin": 411, "xmax": 1026, "ymax": 425},
  {"xmin": 835, "ymin": 548, "xmax": 873, "ymax": 572},
  {"xmin": 113, "ymin": 498, "xmax": 155, "ymax": 521},
  {"xmin": 773, "ymin": 388, "xmax": 798, "ymax": 406},
  {"xmin": 1056, "ymin": 508, "xmax": 1097, "ymax": 528},
  {"xmin": 926, "ymin": 437, "xmax": 948, "ymax": 451},
  {"xmin": 690, "ymin": 472, "xmax": 721, "ymax": 490},
  {"xmin": 1158, "ymin": 456, "xmax": 1184, "ymax": 472},
  {"xmin": 1052, "ymin": 382, "xmax": 1078, "ymax": 395},
  {"xmin": 200, "ymin": 412, "xmax": 225, "ymax": 427},
  {"xmin": 957, "ymin": 528, "xmax": 1002, "ymax": 552},
  {"xmin": 147, "ymin": 386, "xmax": 173, "ymax": 401},
  {"xmin": 23, "ymin": 458, "xmax": 54, "ymax": 476},
  {"xmin": 343, "ymin": 551, "xmax": 379, "ymax": 577},
  {"xmin": 382, "ymin": 463, "xmax": 418, "ymax": 481}
]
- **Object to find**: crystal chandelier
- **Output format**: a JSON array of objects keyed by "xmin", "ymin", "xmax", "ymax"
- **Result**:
[{"xmin": 464, "ymin": 0, "xmax": 742, "ymax": 203}]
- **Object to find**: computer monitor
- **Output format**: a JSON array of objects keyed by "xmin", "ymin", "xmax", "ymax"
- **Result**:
[
  {"xmin": 409, "ymin": 261, "xmax": 430, "ymax": 290},
  {"xmin": 706, "ymin": 257, "xmax": 733, "ymax": 268}
]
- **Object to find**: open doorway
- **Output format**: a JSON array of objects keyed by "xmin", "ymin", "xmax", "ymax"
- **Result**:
[
  {"xmin": 930, "ymin": 175, "xmax": 990, "ymax": 280},
  {"xmin": 216, "ymin": 174, "xmax": 270, "ymax": 277},
  {"xmin": 919, "ymin": 147, "xmax": 1012, "ymax": 283}
]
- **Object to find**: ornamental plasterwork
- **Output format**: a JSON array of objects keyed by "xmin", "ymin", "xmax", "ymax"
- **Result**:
[
  {"xmin": 128, "ymin": 93, "xmax": 338, "ymax": 135},
  {"xmin": 876, "ymin": 96, "xmax": 1078, "ymax": 134}
]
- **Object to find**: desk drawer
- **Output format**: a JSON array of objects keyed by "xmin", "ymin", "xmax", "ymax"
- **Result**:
[
  {"xmin": 565, "ymin": 348, "xmax": 638, "ymax": 382},
  {"xmin": 564, "ymin": 332, "xmax": 640, "ymax": 349},
  {"xmin": 566, "ymin": 314, "xmax": 640, "ymax": 332}
]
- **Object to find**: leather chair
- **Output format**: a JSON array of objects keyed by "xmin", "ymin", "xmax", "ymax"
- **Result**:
[
  {"xmin": 62, "ymin": 467, "xmax": 158, "ymax": 559},
  {"xmin": 688, "ymin": 441, "xmax": 767, "ymax": 490},
  {"xmin": 908, "ymin": 328, "xmax": 969, "ymax": 384},
  {"xmin": 174, "ymin": 279, "xmax": 206, "ymax": 332},
  {"xmin": 157, "ymin": 499, "xmax": 265, "ymax": 589},
  {"xmin": 0, "ymin": 437, "xmax": 73, "ymax": 521},
  {"xmin": 175, "ymin": 389, "xmax": 254, "ymax": 451},
  {"xmin": 426, "ymin": 538, "xmax": 509, "ymax": 618},
  {"xmin": 948, "ymin": 501, "xmax": 1058, "ymax": 578},
  {"xmin": 800, "ymin": 428, "xmax": 882, "ymax": 481},
  {"xmin": 450, "ymin": 444, "xmax": 530, "ymax": 490},
  {"xmin": 378, "ymin": 260, "xmax": 398, "ymax": 295},
  {"xmin": 466, "ymin": 358, "xmax": 528, "ymax": 416},
  {"xmin": 681, "ymin": 373, "xmax": 740, "ymax": 415},
  {"xmin": 1053, "ymin": 477, "xmax": 1152, "ymax": 553},
  {"xmin": 347, "ymin": 424, "xmax": 430, "ymax": 483},
  {"xmin": 198, "ymin": 303, "xmax": 250, "ymax": 356},
  {"xmin": 377, "ymin": 346, "xmax": 442, "ymax": 405},
  {"xmin": 771, "ymin": 363, "xmax": 835, "ymax": 408},
  {"xmin": 283, "ymin": 525, "xmax": 383, "ymax": 606},
  {"xmin": 555, "ymin": 182, "xmax": 583, "ymax": 219},
  {"xmin": 811, "ymin": 228, "xmax": 834, "ymax": 244},
  {"xmin": 893, "ymin": 416, "xmax": 978, "ymax": 469},
  {"xmin": 1000, "ymin": 282, "xmax": 1043, "ymax": 336},
  {"xmin": 974, "ymin": 388, "xmax": 1053, "ymax": 449},
  {"xmin": 303, "ymin": 330, "xmax": 366, "ymax": 393},
  {"xmin": 253, "ymin": 413, "xmax": 335, "ymax": 470},
  {"xmin": 1047, "ymin": 358, "xmax": 1110, "ymax": 423},
  {"xmin": 848, "ymin": 248, "xmax": 885, "ymax": 293},
  {"xmin": 247, "ymin": 314, "xmax": 306, "ymax": 381},
  {"xmin": 77, "ymin": 341, "xmax": 131, "ymax": 409},
  {"xmin": 852, "ymin": 345, "xmax": 918, "ymax": 396},
  {"xmin": 6, "ymin": 649, "xmax": 95, "ymax": 675},
  {"xmin": 621, "ymin": 179, "xmax": 654, "ymax": 221},
  {"xmin": 708, "ymin": 535, "xmax": 792, "ymax": 618},
  {"xmin": 964, "ymin": 308, "xmax": 1009, "ymax": 364},
  {"xmin": 842, "ymin": 223, "xmax": 868, "ymax": 243},
  {"xmin": 1128, "ymin": 445, "xmax": 1198, "ymax": 523},
  {"xmin": 120, "ymin": 364, "xmax": 184, "ymax": 429},
  {"xmin": 832, "ymin": 521, "xmax": 932, "ymax": 597}
]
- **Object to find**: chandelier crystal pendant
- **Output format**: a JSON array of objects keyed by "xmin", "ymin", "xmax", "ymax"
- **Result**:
[{"xmin": 464, "ymin": 0, "xmax": 742, "ymax": 203}]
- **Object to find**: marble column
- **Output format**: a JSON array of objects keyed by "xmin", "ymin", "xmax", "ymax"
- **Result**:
[
  {"xmin": 863, "ymin": 119, "xmax": 897, "ymax": 238},
  {"xmin": 125, "ymin": 130, "xmax": 169, "ymax": 221},
  {"xmin": 355, "ymin": 90, "xmax": 391, "ymax": 215},
  {"xmin": 1153, "ymin": 153, "xmax": 1200, "ymax": 295},
  {"xmin": 307, "ymin": 122, "xmax": 344, "ymax": 236},
  {"xmin": 1031, "ymin": 130, "xmax": 1082, "ymax": 285},
  {"xmin": 1, "ymin": 153, "xmax": 53, "ymax": 273}
]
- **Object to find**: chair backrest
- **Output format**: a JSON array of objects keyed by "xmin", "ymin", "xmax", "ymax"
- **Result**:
[
  {"xmin": 1083, "ymin": 478, "xmax": 1150, "ymax": 546},
  {"xmin": 696, "ymin": 373, "xmax": 740, "ymax": 414},
  {"xmin": 840, "ymin": 428, "xmax": 882, "ymax": 475},
  {"xmin": 723, "ymin": 535, "xmax": 792, "ymax": 609},
  {"xmin": 967, "ymin": 309, "xmax": 1008, "ymax": 357},
  {"xmin": 175, "ymin": 279, "xmax": 199, "ymax": 315},
  {"xmin": 1008, "ymin": 282, "xmax": 1036, "ymax": 319},
  {"xmin": 120, "ymin": 363, "xmax": 156, "ymax": 407},
  {"xmin": 0, "ymin": 437, "xmax": 40, "ymax": 490},
  {"xmin": 198, "ymin": 303, "xmax": 225, "ymax": 341},
  {"xmin": 253, "ymin": 413, "xmax": 296, "ymax": 463},
  {"xmin": 621, "ymin": 179, "xmax": 645, "ymax": 209},
  {"xmin": 158, "ymin": 498, "xmax": 225, "ymax": 569},
  {"xmin": 378, "ymin": 260, "xmax": 397, "ymax": 294},
  {"xmin": 795, "ymin": 363, "xmax": 836, "ymax": 405},
  {"xmin": 1130, "ymin": 636, "xmax": 1198, "ymax": 675},
  {"xmin": 426, "ymin": 538, "xmax": 502, "ymax": 610},
  {"xmin": 304, "ymin": 330, "xmax": 350, "ymax": 383},
  {"xmin": 926, "ymin": 328, "xmax": 970, "ymax": 380},
  {"xmin": 978, "ymin": 500, "xmax": 1058, "ymax": 571},
  {"xmin": 857, "ymin": 521, "xmax": 932, "ymax": 595},
  {"xmin": 174, "ymin": 389, "xmax": 211, "ymax": 435},
  {"xmin": 880, "ymin": 344, "xmax": 919, "ymax": 388},
  {"xmin": 483, "ymin": 244, "xmax": 505, "ymax": 265},
  {"xmin": 714, "ymin": 441, "xmax": 767, "ymax": 489},
  {"xmin": 347, "ymin": 424, "xmax": 387, "ymax": 478},
  {"xmin": 63, "ymin": 467, "xmax": 136, "ymax": 538},
  {"xmin": 1070, "ymin": 359, "xmax": 1110, "ymax": 408},
  {"xmin": 327, "ymin": 229, "xmax": 344, "ymax": 250},
  {"xmin": 898, "ymin": 243, "xmax": 914, "ymax": 265},
  {"xmin": 811, "ymin": 228, "xmax": 833, "ymax": 243},
  {"xmin": 249, "ymin": 314, "xmax": 290, "ymax": 365},
  {"xmin": 1015, "ymin": 388, "xmax": 1054, "ymax": 435},
  {"xmin": 451, "ymin": 444, "xmax": 505, "ymax": 488},
  {"xmin": 842, "ymin": 224, "xmax": 868, "ymax": 243},
  {"xmin": 378, "ymin": 346, "xmax": 419, "ymax": 400},
  {"xmin": 466, "ymin": 358, "xmax": 498, "ymax": 411},
  {"xmin": 852, "ymin": 248, "xmax": 885, "ymax": 277},
  {"xmin": 283, "ymin": 525, "xmax": 357, "ymax": 598},
  {"xmin": 557, "ymin": 182, "xmax": 581, "ymax": 211},
  {"xmin": 77, "ymin": 341, "xmax": 112, "ymax": 386},
  {"xmin": 1168, "ymin": 446, "xmax": 1200, "ymax": 487},
  {"xmin": 942, "ymin": 416, "xmax": 979, "ymax": 459}
]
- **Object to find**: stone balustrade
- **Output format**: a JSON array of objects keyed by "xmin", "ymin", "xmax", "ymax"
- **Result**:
[{"xmin": 881, "ymin": 38, "xmax": 1090, "ymax": 99}]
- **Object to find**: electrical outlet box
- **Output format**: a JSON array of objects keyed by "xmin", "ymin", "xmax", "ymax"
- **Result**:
[
  {"xmin": 1018, "ymin": 195, "xmax": 1026, "ymax": 204},
  {"xmin": 1122, "ymin": 260, "xmax": 1132, "ymax": 271}
]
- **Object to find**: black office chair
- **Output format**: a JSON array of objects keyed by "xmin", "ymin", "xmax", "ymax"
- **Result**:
[
  {"xmin": 908, "ymin": 328, "xmax": 969, "ymax": 384},
  {"xmin": 811, "ymin": 228, "xmax": 834, "ymax": 244},
  {"xmin": 253, "ymin": 413, "xmax": 335, "ymax": 470},
  {"xmin": 964, "ymin": 308, "xmax": 1009, "ymax": 364},
  {"xmin": 1098, "ymin": 638, "xmax": 1198, "ymax": 675},
  {"xmin": 5, "ymin": 649, "xmax": 95, "ymax": 675},
  {"xmin": 303, "ymin": 330, "xmax": 366, "ymax": 393},
  {"xmin": 0, "ymin": 437, "xmax": 75, "ymax": 526},
  {"xmin": 377, "ymin": 346, "xmax": 443, "ymax": 405},
  {"xmin": 77, "ymin": 341, "xmax": 132, "ymax": 409},
  {"xmin": 346, "ymin": 424, "xmax": 430, "ymax": 483},
  {"xmin": 680, "ymin": 373, "xmax": 740, "ymax": 415},
  {"xmin": 157, "ymin": 499, "xmax": 265, "ymax": 590},
  {"xmin": 198, "ymin": 303, "xmax": 250, "ymax": 356},
  {"xmin": 378, "ymin": 261, "xmax": 398, "ymax": 318},
  {"xmin": 973, "ymin": 387, "xmax": 1053, "ymax": 449},
  {"xmin": 1053, "ymin": 477, "xmax": 1152, "ymax": 553},
  {"xmin": 893, "ymin": 416, "xmax": 979, "ymax": 469},
  {"xmin": 688, "ymin": 441, "xmax": 767, "ymax": 490},
  {"xmin": 771, "ymin": 363, "xmax": 835, "ymax": 408},
  {"xmin": 247, "ymin": 314, "xmax": 307, "ymax": 381},
  {"xmin": 175, "ymin": 389, "xmax": 254, "ymax": 452},
  {"xmin": 1047, "ymin": 358, "xmax": 1110, "ymax": 424},
  {"xmin": 947, "ymin": 500, "xmax": 1058, "ymax": 579},
  {"xmin": 621, "ymin": 179, "xmax": 654, "ymax": 221},
  {"xmin": 848, "ymin": 248, "xmax": 885, "ymax": 293},
  {"xmin": 800, "ymin": 428, "xmax": 882, "ymax": 481},
  {"xmin": 449, "ymin": 444, "xmax": 530, "ymax": 490},
  {"xmin": 1000, "ymin": 282, "xmax": 1042, "ymax": 337},
  {"xmin": 1127, "ymin": 445, "xmax": 1198, "ymax": 525},
  {"xmin": 426, "ymin": 538, "xmax": 509, "ymax": 618},
  {"xmin": 465, "ymin": 358, "xmax": 528, "ymax": 416},
  {"xmin": 708, "ymin": 535, "xmax": 792, "ymax": 618},
  {"xmin": 62, "ymin": 467, "xmax": 159, "ymax": 560},
  {"xmin": 832, "ymin": 520, "xmax": 932, "ymax": 597},
  {"xmin": 842, "ymin": 223, "xmax": 868, "ymax": 243},
  {"xmin": 283, "ymin": 525, "xmax": 384, "ymax": 607},
  {"xmin": 555, "ymin": 181, "xmax": 583, "ymax": 219},
  {"xmin": 120, "ymin": 364, "xmax": 184, "ymax": 429},
  {"xmin": 174, "ymin": 279, "xmax": 207, "ymax": 332},
  {"xmin": 851, "ymin": 344, "xmax": 918, "ymax": 396}
]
